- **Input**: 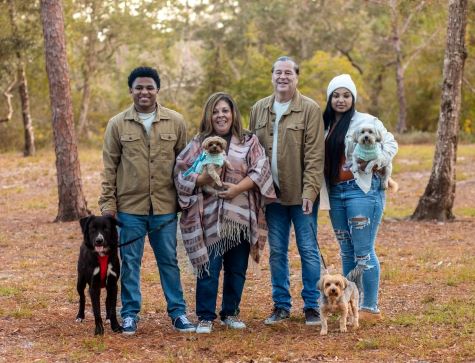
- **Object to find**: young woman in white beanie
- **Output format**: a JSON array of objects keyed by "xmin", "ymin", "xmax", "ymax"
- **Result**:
[{"xmin": 322, "ymin": 74, "xmax": 398, "ymax": 320}]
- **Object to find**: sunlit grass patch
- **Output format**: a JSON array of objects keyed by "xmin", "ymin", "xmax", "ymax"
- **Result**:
[
  {"xmin": 381, "ymin": 266, "xmax": 417, "ymax": 283},
  {"xmin": 390, "ymin": 313, "xmax": 419, "ymax": 327},
  {"xmin": 11, "ymin": 305, "xmax": 34, "ymax": 319},
  {"xmin": 384, "ymin": 206, "xmax": 414, "ymax": 219},
  {"xmin": 82, "ymin": 337, "xmax": 107, "ymax": 353},
  {"xmin": 454, "ymin": 207, "xmax": 475, "ymax": 217},
  {"xmin": 425, "ymin": 299, "xmax": 475, "ymax": 327},
  {"xmin": 355, "ymin": 338, "xmax": 379, "ymax": 350},
  {"xmin": 24, "ymin": 199, "xmax": 49, "ymax": 210},
  {"xmin": 0, "ymin": 285, "xmax": 22, "ymax": 297},
  {"xmin": 444, "ymin": 259, "xmax": 475, "ymax": 286}
]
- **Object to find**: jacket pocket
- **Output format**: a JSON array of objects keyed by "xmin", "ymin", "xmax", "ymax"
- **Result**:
[
  {"xmin": 285, "ymin": 123, "xmax": 305, "ymax": 145},
  {"xmin": 120, "ymin": 134, "xmax": 142, "ymax": 156},
  {"xmin": 158, "ymin": 133, "xmax": 177, "ymax": 159}
]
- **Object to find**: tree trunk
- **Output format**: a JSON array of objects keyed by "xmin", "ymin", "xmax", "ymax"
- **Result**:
[
  {"xmin": 77, "ymin": 72, "xmax": 92, "ymax": 140},
  {"xmin": 0, "ymin": 77, "xmax": 16, "ymax": 123},
  {"xmin": 395, "ymin": 55, "xmax": 407, "ymax": 133},
  {"xmin": 40, "ymin": 0, "xmax": 89, "ymax": 222},
  {"xmin": 412, "ymin": 0, "xmax": 468, "ymax": 221},
  {"xmin": 390, "ymin": 0, "xmax": 407, "ymax": 133},
  {"xmin": 7, "ymin": 0, "xmax": 36, "ymax": 156},
  {"xmin": 77, "ymin": 29, "xmax": 97, "ymax": 140},
  {"xmin": 17, "ymin": 64, "xmax": 36, "ymax": 156}
]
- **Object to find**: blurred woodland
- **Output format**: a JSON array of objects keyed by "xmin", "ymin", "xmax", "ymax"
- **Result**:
[{"xmin": 0, "ymin": 0, "xmax": 474, "ymax": 152}]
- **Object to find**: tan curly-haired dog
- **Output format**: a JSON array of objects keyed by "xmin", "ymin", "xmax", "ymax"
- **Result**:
[{"xmin": 318, "ymin": 273, "xmax": 359, "ymax": 335}]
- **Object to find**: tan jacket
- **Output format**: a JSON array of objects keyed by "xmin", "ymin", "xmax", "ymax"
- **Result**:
[
  {"xmin": 250, "ymin": 90, "xmax": 324, "ymax": 205},
  {"xmin": 99, "ymin": 104, "xmax": 187, "ymax": 215}
]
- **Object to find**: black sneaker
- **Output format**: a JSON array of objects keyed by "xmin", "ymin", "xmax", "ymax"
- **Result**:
[
  {"xmin": 264, "ymin": 307, "xmax": 290, "ymax": 325},
  {"xmin": 304, "ymin": 308, "xmax": 321, "ymax": 325},
  {"xmin": 172, "ymin": 315, "xmax": 196, "ymax": 332}
]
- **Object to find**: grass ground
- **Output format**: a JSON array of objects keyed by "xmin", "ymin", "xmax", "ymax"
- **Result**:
[{"xmin": 0, "ymin": 144, "xmax": 474, "ymax": 362}]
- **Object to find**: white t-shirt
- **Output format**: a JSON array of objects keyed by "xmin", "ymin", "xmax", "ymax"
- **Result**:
[
  {"xmin": 271, "ymin": 100, "xmax": 291, "ymax": 188},
  {"xmin": 138, "ymin": 110, "xmax": 157, "ymax": 135}
]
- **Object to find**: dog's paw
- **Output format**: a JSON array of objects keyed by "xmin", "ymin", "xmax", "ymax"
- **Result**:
[
  {"xmin": 75, "ymin": 317, "xmax": 84, "ymax": 323},
  {"xmin": 340, "ymin": 326, "xmax": 347, "ymax": 333},
  {"xmin": 94, "ymin": 324, "xmax": 105, "ymax": 336},
  {"xmin": 320, "ymin": 329, "xmax": 328, "ymax": 336}
]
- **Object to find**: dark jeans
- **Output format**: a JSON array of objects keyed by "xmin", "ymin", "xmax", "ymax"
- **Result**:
[{"xmin": 196, "ymin": 239, "xmax": 250, "ymax": 321}]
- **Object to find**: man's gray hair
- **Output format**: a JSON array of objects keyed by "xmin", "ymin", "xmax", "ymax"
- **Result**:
[{"xmin": 271, "ymin": 56, "xmax": 299, "ymax": 75}]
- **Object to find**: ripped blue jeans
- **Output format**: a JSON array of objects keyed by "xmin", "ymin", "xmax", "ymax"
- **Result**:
[{"xmin": 328, "ymin": 177, "xmax": 385, "ymax": 312}]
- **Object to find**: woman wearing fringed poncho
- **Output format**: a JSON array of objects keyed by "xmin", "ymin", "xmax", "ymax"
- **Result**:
[{"xmin": 174, "ymin": 92, "xmax": 276, "ymax": 333}]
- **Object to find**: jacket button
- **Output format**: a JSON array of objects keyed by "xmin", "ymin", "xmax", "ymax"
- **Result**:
[
  {"xmin": 129, "ymin": 136, "xmax": 132, "ymax": 140},
  {"xmin": 150, "ymin": 160, "xmax": 154, "ymax": 163},
  {"xmin": 270, "ymin": 132, "xmax": 274, "ymax": 136},
  {"xmin": 151, "ymin": 176, "xmax": 154, "ymax": 179}
]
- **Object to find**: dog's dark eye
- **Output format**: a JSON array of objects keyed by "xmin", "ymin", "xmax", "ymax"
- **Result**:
[
  {"xmin": 368, "ymin": 130, "xmax": 373, "ymax": 133},
  {"xmin": 335, "ymin": 282, "xmax": 340, "ymax": 287},
  {"xmin": 325, "ymin": 282, "xmax": 331, "ymax": 287}
]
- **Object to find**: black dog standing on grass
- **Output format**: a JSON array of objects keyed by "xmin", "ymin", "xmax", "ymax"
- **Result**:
[{"xmin": 76, "ymin": 215, "xmax": 122, "ymax": 335}]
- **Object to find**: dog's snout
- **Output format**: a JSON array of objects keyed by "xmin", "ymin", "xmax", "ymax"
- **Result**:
[{"xmin": 95, "ymin": 233, "xmax": 104, "ymax": 245}]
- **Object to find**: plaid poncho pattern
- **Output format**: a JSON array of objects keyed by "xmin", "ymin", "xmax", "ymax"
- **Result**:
[{"xmin": 174, "ymin": 133, "xmax": 276, "ymax": 276}]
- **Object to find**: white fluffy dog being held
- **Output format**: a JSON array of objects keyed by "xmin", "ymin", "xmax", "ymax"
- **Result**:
[{"xmin": 351, "ymin": 125, "xmax": 398, "ymax": 192}]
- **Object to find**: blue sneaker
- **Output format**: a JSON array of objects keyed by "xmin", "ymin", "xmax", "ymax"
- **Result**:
[
  {"xmin": 172, "ymin": 315, "xmax": 196, "ymax": 332},
  {"xmin": 122, "ymin": 316, "xmax": 137, "ymax": 335}
]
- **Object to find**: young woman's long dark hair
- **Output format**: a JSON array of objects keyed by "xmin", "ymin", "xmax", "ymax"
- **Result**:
[{"xmin": 323, "ymin": 95, "xmax": 355, "ymax": 185}]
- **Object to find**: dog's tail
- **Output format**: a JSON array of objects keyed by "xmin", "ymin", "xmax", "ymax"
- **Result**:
[
  {"xmin": 388, "ymin": 177, "xmax": 399, "ymax": 193},
  {"xmin": 346, "ymin": 265, "xmax": 364, "ymax": 292}
]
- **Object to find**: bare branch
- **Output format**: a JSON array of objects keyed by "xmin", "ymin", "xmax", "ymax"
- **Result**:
[
  {"xmin": 0, "ymin": 76, "xmax": 17, "ymax": 123},
  {"xmin": 401, "ymin": 0, "xmax": 426, "ymax": 36},
  {"xmin": 335, "ymin": 46, "xmax": 364, "ymax": 75},
  {"xmin": 463, "ymin": 77, "xmax": 475, "ymax": 93}
]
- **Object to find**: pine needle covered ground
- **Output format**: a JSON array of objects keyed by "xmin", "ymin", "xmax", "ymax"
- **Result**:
[{"xmin": 0, "ymin": 144, "xmax": 474, "ymax": 362}]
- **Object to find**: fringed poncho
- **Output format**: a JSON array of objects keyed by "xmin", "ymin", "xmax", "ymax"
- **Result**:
[{"xmin": 174, "ymin": 133, "xmax": 276, "ymax": 276}]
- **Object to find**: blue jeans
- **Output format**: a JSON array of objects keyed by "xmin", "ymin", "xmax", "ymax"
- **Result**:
[
  {"xmin": 117, "ymin": 212, "xmax": 187, "ymax": 320},
  {"xmin": 328, "ymin": 177, "xmax": 385, "ymax": 312},
  {"xmin": 265, "ymin": 202, "xmax": 321, "ymax": 311},
  {"xmin": 196, "ymin": 239, "xmax": 250, "ymax": 321}
]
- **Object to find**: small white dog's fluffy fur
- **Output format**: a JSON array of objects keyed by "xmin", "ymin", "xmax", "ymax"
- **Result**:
[{"xmin": 351, "ymin": 126, "xmax": 398, "ymax": 192}]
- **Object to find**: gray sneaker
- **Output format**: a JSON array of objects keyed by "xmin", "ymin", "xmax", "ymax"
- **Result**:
[
  {"xmin": 221, "ymin": 316, "xmax": 246, "ymax": 329},
  {"xmin": 304, "ymin": 308, "xmax": 321, "ymax": 325},
  {"xmin": 264, "ymin": 307, "xmax": 290, "ymax": 325},
  {"xmin": 196, "ymin": 320, "xmax": 213, "ymax": 333}
]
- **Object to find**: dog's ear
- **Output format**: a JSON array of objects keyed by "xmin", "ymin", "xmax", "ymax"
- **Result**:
[
  {"xmin": 79, "ymin": 215, "xmax": 93, "ymax": 235},
  {"xmin": 342, "ymin": 277, "xmax": 349, "ymax": 289},
  {"xmin": 375, "ymin": 129, "xmax": 383, "ymax": 142},
  {"xmin": 352, "ymin": 129, "xmax": 359, "ymax": 143},
  {"xmin": 220, "ymin": 138, "xmax": 227, "ymax": 151},
  {"xmin": 317, "ymin": 275, "xmax": 326, "ymax": 291},
  {"xmin": 201, "ymin": 138, "xmax": 210, "ymax": 150}
]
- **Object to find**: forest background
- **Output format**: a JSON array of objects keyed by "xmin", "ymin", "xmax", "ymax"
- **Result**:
[{"xmin": 1, "ymin": 0, "xmax": 474, "ymax": 150}]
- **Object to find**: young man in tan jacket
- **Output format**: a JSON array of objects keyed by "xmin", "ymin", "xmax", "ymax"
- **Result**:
[
  {"xmin": 250, "ymin": 56, "xmax": 325, "ymax": 325},
  {"xmin": 99, "ymin": 66, "xmax": 195, "ymax": 334}
]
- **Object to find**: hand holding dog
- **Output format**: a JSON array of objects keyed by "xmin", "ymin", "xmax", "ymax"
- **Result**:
[
  {"xmin": 218, "ymin": 177, "xmax": 256, "ymax": 200},
  {"xmin": 196, "ymin": 167, "xmax": 222, "ymax": 186}
]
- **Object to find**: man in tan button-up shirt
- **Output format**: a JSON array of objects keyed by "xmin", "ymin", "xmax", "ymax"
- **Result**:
[
  {"xmin": 250, "ymin": 56, "xmax": 325, "ymax": 326},
  {"xmin": 99, "ymin": 66, "xmax": 195, "ymax": 334}
]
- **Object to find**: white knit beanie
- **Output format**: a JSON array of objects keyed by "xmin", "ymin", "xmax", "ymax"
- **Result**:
[{"xmin": 326, "ymin": 74, "xmax": 357, "ymax": 102}]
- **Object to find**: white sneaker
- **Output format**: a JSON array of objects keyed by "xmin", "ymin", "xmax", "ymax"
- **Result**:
[
  {"xmin": 221, "ymin": 316, "xmax": 246, "ymax": 329},
  {"xmin": 196, "ymin": 320, "xmax": 213, "ymax": 333}
]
